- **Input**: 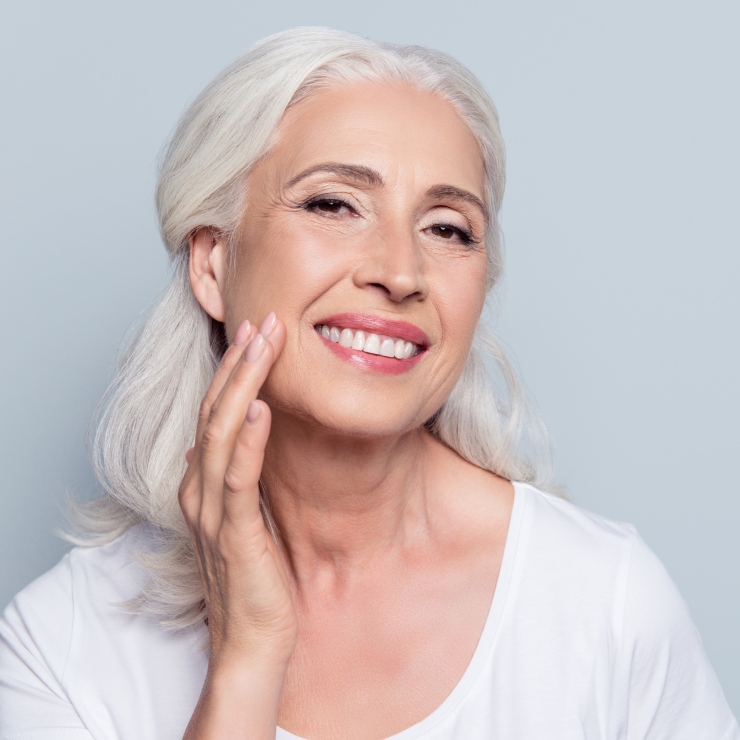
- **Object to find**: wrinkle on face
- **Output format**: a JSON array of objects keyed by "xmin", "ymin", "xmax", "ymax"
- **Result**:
[{"xmin": 222, "ymin": 80, "xmax": 489, "ymax": 440}]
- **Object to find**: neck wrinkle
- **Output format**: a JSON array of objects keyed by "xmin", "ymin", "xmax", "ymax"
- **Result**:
[{"xmin": 260, "ymin": 417, "xmax": 432, "ymax": 592}]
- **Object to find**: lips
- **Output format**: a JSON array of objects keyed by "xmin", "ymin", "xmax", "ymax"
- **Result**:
[
  {"xmin": 313, "ymin": 313, "xmax": 429, "ymax": 374},
  {"xmin": 314, "ymin": 313, "xmax": 430, "ymax": 347}
]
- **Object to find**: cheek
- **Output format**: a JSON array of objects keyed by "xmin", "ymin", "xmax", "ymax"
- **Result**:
[
  {"xmin": 227, "ymin": 222, "xmax": 353, "ymax": 326},
  {"xmin": 431, "ymin": 259, "xmax": 488, "ymax": 345}
]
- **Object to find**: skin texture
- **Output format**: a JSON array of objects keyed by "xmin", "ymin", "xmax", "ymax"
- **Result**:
[{"xmin": 181, "ymin": 81, "xmax": 515, "ymax": 740}]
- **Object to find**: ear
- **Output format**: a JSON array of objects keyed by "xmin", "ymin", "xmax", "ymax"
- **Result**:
[{"xmin": 189, "ymin": 227, "xmax": 227, "ymax": 322}]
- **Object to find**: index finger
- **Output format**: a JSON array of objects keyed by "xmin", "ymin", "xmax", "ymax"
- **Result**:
[{"xmin": 193, "ymin": 319, "xmax": 257, "ymax": 452}]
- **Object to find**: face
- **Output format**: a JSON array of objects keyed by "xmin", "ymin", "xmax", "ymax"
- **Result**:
[{"xmin": 200, "ymin": 81, "xmax": 489, "ymax": 438}]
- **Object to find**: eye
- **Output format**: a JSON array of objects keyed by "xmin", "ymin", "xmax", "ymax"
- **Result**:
[
  {"xmin": 303, "ymin": 197, "xmax": 356, "ymax": 216},
  {"xmin": 428, "ymin": 223, "xmax": 474, "ymax": 245}
]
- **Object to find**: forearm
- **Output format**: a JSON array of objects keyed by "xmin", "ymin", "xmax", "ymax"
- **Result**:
[{"xmin": 183, "ymin": 661, "xmax": 288, "ymax": 740}]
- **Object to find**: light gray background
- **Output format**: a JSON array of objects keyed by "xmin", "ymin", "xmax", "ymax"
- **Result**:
[{"xmin": 1, "ymin": 0, "xmax": 738, "ymax": 715}]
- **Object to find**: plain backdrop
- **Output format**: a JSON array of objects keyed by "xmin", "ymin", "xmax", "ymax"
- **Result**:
[{"xmin": 1, "ymin": 0, "xmax": 738, "ymax": 716}]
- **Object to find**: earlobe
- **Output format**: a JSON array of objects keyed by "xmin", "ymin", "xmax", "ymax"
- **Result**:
[{"xmin": 189, "ymin": 227, "xmax": 227, "ymax": 322}]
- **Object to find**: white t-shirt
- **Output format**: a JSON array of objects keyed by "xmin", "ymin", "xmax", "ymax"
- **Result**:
[{"xmin": 1, "ymin": 482, "xmax": 737, "ymax": 739}]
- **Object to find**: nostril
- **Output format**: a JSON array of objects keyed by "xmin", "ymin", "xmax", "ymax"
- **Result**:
[{"xmin": 367, "ymin": 282, "xmax": 424, "ymax": 303}]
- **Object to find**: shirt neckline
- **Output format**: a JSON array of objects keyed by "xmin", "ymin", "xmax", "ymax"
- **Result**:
[{"xmin": 277, "ymin": 480, "xmax": 528, "ymax": 740}]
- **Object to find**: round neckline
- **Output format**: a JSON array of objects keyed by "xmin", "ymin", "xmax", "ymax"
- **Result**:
[{"xmin": 277, "ymin": 480, "xmax": 528, "ymax": 740}]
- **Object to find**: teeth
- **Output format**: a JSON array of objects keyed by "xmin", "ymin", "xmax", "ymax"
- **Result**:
[
  {"xmin": 316, "ymin": 325, "xmax": 421, "ymax": 360},
  {"xmin": 364, "ymin": 334, "xmax": 381, "ymax": 354},
  {"xmin": 339, "ymin": 328, "xmax": 353, "ymax": 347},
  {"xmin": 351, "ymin": 330, "xmax": 366, "ymax": 350}
]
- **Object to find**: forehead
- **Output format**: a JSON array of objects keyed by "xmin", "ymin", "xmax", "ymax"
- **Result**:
[{"xmin": 261, "ymin": 80, "xmax": 486, "ymax": 197}]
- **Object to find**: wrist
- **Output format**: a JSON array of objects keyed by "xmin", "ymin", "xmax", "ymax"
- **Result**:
[
  {"xmin": 207, "ymin": 654, "xmax": 290, "ymax": 700},
  {"xmin": 184, "ymin": 659, "xmax": 289, "ymax": 739}
]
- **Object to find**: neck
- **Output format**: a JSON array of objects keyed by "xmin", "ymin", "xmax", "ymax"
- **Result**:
[{"xmin": 261, "ymin": 411, "xmax": 433, "ymax": 588}]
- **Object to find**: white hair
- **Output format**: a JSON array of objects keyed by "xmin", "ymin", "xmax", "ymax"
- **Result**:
[{"xmin": 68, "ymin": 27, "xmax": 553, "ymax": 630}]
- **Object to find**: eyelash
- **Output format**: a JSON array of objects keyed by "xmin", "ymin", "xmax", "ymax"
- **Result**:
[
  {"xmin": 302, "ymin": 196, "xmax": 476, "ymax": 246},
  {"xmin": 432, "ymin": 223, "xmax": 474, "ymax": 245},
  {"xmin": 302, "ymin": 196, "xmax": 356, "ymax": 216}
]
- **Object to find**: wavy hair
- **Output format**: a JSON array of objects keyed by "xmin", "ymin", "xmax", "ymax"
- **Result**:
[{"xmin": 69, "ymin": 27, "xmax": 553, "ymax": 629}]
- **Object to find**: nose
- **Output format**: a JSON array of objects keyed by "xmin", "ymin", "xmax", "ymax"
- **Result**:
[{"xmin": 352, "ymin": 220, "xmax": 428, "ymax": 303}]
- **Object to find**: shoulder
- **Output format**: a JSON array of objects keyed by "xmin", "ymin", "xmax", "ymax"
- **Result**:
[
  {"xmin": 513, "ymin": 481, "xmax": 637, "ymax": 576},
  {"xmin": 511, "ymin": 483, "xmax": 739, "ymax": 736},
  {"xmin": 1, "ymin": 529, "xmax": 208, "ymax": 738},
  {"xmin": 16, "ymin": 525, "xmax": 148, "ymax": 607},
  {"xmin": 511, "ymin": 482, "xmax": 690, "ymax": 621},
  {"xmin": 507, "ymin": 482, "xmax": 668, "ymax": 639},
  {"xmin": 513, "ymin": 483, "xmax": 695, "ymax": 623},
  {"xmin": 1, "ymin": 527, "xmax": 148, "ymax": 680}
]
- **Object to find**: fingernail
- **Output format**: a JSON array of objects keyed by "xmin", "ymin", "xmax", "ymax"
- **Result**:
[
  {"xmin": 258, "ymin": 311, "xmax": 276, "ymax": 337},
  {"xmin": 246, "ymin": 400, "xmax": 261, "ymax": 423},
  {"xmin": 233, "ymin": 319, "xmax": 251, "ymax": 346},
  {"xmin": 245, "ymin": 333, "xmax": 265, "ymax": 362}
]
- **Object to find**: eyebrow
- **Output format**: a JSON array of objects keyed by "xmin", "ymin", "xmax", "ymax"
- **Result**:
[
  {"xmin": 426, "ymin": 185, "xmax": 489, "ymax": 225},
  {"xmin": 286, "ymin": 163, "xmax": 489, "ymax": 224},
  {"xmin": 286, "ymin": 163, "xmax": 384, "ymax": 189}
]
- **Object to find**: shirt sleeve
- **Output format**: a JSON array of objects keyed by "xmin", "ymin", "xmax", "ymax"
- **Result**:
[
  {"xmin": 0, "ymin": 555, "xmax": 92, "ymax": 740},
  {"xmin": 622, "ymin": 529, "xmax": 739, "ymax": 739}
]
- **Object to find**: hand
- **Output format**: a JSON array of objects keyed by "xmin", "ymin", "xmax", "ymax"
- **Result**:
[{"xmin": 178, "ymin": 312, "xmax": 297, "ymax": 681}]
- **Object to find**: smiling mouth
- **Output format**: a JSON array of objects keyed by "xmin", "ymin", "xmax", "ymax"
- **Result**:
[{"xmin": 314, "ymin": 324, "xmax": 423, "ymax": 360}]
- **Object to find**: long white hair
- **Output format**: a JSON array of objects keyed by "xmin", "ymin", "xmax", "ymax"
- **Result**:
[{"xmin": 69, "ymin": 27, "xmax": 553, "ymax": 630}]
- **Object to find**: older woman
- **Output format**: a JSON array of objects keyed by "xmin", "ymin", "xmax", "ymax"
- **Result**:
[{"xmin": 0, "ymin": 27, "xmax": 737, "ymax": 740}]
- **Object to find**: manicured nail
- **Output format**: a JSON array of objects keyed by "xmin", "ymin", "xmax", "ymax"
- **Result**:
[
  {"xmin": 245, "ymin": 333, "xmax": 265, "ymax": 362},
  {"xmin": 258, "ymin": 311, "xmax": 276, "ymax": 336},
  {"xmin": 233, "ymin": 319, "xmax": 251, "ymax": 346},
  {"xmin": 246, "ymin": 400, "xmax": 261, "ymax": 423}
]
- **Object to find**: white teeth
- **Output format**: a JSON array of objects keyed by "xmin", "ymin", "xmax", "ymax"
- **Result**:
[
  {"xmin": 351, "ymin": 330, "xmax": 366, "ymax": 350},
  {"xmin": 364, "ymin": 334, "xmax": 381, "ymax": 354},
  {"xmin": 316, "ymin": 325, "xmax": 421, "ymax": 360}
]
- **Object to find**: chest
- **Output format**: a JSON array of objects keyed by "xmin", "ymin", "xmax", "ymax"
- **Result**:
[{"xmin": 277, "ymin": 563, "xmax": 499, "ymax": 740}]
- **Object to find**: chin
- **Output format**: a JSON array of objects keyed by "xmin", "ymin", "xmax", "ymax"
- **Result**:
[
  {"xmin": 267, "ymin": 386, "xmax": 429, "ymax": 441},
  {"xmin": 322, "ymin": 407, "xmax": 424, "ymax": 440}
]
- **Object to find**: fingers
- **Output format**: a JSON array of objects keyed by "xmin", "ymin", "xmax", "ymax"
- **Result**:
[
  {"xmin": 180, "ymin": 319, "xmax": 255, "ymax": 519},
  {"xmin": 197, "ymin": 314, "xmax": 286, "ymax": 525},
  {"xmin": 207, "ymin": 313, "xmax": 287, "ymax": 430},
  {"xmin": 194, "ymin": 319, "xmax": 257, "ymax": 453},
  {"xmin": 180, "ymin": 314, "xmax": 281, "ymax": 529},
  {"xmin": 221, "ymin": 399, "xmax": 272, "ymax": 523},
  {"xmin": 200, "ymin": 316, "xmax": 282, "ymax": 465}
]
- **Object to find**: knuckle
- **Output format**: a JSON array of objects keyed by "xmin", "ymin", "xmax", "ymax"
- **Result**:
[
  {"xmin": 222, "ymin": 467, "xmax": 245, "ymax": 496},
  {"xmin": 198, "ymin": 396, "xmax": 214, "ymax": 425},
  {"xmin": 235, "ymin": 429, "xmax": 260, "ymax": 454},
  {"xmin": 178, "ymin": 483, "xmax": 195, "ymax": 518},
  {"xmin": 201, "ymin": 424, "xmax": 224, "ymax": 452}
]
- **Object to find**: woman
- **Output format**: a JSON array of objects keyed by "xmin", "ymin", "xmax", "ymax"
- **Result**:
[{"xmin": 0, "ymin": 27, "xmax": 737, "ymax": 740}]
